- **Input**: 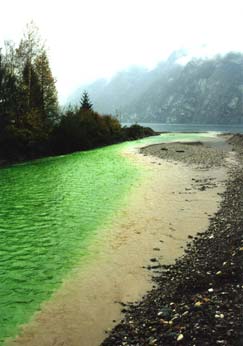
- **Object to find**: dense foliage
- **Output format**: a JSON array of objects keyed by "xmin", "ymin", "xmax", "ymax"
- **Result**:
[
  {"xmin": 51, "ymin": 107, "xmax": 122, "ymax": 154},
  {"xmin": 68, "ymin": 51, "xmax": 243, "ymax": 124},
  {"xmin": 0, "ymin": 23, "xmax": 58, "ymax": 161},
  {"xmin": 0, "ymin": 24, "xmax": 154, "ymax": 164},
  {"xmin": 51, "ymin": 108, "xmax": 155, "ymax": 155}
]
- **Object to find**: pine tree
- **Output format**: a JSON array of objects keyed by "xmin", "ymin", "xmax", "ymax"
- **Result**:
[
  {"xmin": 80, "ymin": 91, "xmax": 93, "ymax": 110},
  {"xmin": 22, "ymin": 60, "xmax": 42, "ymax": 111},
  {"xmin": 35, "ymin": 51, "xmax": 58, "ymax": 124},
  {"xmin": 0, "ymin": 51, "xmax": 8, "ymax": 129},
  {"xmin": 0, "ymin": 50, "xmax": 20, "ymax": 127}
]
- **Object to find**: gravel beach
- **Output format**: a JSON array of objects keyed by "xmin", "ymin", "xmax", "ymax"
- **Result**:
[
  {"xmin": 140, "ymin": 140, "xmax": 230, "ymax": 168},
  {"xmin": 101, "ymin": 134, "xmax": 243, "ymax": 346}
]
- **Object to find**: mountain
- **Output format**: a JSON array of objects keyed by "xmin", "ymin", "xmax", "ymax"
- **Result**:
[{"xmin": 67, "ymin": 52, "xmax": 243, "ymax": 124}]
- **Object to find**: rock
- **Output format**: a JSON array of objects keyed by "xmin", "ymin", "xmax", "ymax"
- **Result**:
[
  {"xmin": 157, "ymin": 307, "xmax": 173, "ymax": 319},
  {"xmin": 199, "ymin": 185, "xmax": 206, "ymax": 191},
  {"xmin": 160, "ymin": 319, "xmax": 169, "ymax": 325},
  {"xmin": 177, "ymin": 334, "xmax": 184, "ymax": 341},
  {"xmin": 150, "ymin": 258, "xmax": 157, "ymax": 262}
]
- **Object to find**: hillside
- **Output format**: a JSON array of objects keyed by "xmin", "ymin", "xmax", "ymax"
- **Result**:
[{"xmin": 67, "ymin": 52, "xmax": 243, "ymax": 124}]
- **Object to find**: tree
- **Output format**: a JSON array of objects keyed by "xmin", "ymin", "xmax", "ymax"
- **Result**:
[
  {"xmin": 16, "ymin": 22, "xmax": 58, "ymax": 129},
  {"xmin": 22, "ymin": 60, "xmax": 42, "ymax": 112},
  {"xmin": 0, "ymin": 21, "xmax": 60, "ymax": 159},
  {"xmin": 35, "ymin": 50, "xmax": 58, "ymax": 125},
  {"xmin": 0, "ymin": 49, "xmax": 20, "ymax": 127},
  {"xmin": 0, "ymin": 51, "xmax": 9, "ymax": 129},
  {"xmin": 80, "ymin": 91, "xmax": 93, "ymax": 110},
  {"xmin": 16, "ymin": 22, "xmax": 42, "ymax": 110}
]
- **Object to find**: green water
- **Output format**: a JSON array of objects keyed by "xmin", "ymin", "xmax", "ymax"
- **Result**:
[{"xmin": 0, "ymin": 133, "xmax": 214, "ymax": 343}]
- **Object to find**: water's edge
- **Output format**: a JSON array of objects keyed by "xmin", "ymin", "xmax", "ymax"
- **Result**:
[
  {"xmin": 5, "ymin": 133, "xmax": 228, "ymax": 346},
  {"xmin": 0, "ymin": 133, "xmax": 224, "ymax": 344}
]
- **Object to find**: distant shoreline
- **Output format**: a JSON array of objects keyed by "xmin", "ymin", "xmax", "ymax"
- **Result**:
[
  {"xmin": 0, "ymin": 130, "xmax": 236, "ymax": 170},
  {"xmin": 122, "ymin": 122, "xmax": 243, "ymax": 134}
]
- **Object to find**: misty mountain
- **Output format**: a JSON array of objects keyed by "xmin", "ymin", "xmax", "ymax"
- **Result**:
[{"xmin": 67, "ymin": 52, "xmax": 243, "ymax": 124}]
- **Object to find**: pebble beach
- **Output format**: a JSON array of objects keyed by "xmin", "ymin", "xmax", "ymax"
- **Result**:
[{"xmin": 101, "ymin": 134, "xmax": 243, "ymax": 346}]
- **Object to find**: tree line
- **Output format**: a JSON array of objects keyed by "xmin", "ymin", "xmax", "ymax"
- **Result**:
[{"xmin": 0, "ymin": 23, "xmax": 154, "ymax": 164}]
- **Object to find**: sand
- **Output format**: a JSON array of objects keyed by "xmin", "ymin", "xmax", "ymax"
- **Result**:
[
  {"xmin": 101, "ymin": 134, "xmax": 243, "ymax": 345},
  {"xmin": 6, "ymin": 139, "xmax": 228, "ymax": 346}
]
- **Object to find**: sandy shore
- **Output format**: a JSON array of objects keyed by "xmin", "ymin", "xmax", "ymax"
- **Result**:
[
  {"xmin": 102, "ymin": 135, "xmax": 243, "ymax": 346},
  {"xmin": 6, "ymin": 136, "xmax": 230, "ymax": 346}
]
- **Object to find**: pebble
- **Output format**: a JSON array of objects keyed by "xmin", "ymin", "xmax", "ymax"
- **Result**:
[{"xmin": 177, "ymin": 334, "xmax": 184, "ymax": 341}]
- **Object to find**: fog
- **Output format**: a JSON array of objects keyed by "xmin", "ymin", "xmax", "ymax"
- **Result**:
[{"xmin": 1, "ymin": 0, "xmax": 243, "ymax": 101}]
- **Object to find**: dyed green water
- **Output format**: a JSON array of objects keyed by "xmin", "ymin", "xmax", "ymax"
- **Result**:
[{"xmin": 0, "ymin": 133, "xmax": 213, "ymax": 343}]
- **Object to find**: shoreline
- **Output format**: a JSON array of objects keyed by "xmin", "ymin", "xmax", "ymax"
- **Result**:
[
  {"xmin": 5, "ymin": 135, "xmax": 230, "ymax": 346},
  {"xmin": 0, "ymin": 131, "xmax": 233, "ymax": 171},
  {"xmin": 102, "ymin": 134, "xmax": 243, "ymax": 345}
]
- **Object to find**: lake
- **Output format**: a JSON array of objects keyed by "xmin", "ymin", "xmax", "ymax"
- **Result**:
[{"xmin": 122, "ymin": 123, "xmax": 243, "ymax": 133}]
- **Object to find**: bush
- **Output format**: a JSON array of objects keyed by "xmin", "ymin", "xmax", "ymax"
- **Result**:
[
  {"xmin": 122, "ymin": 124, "xmax": 155, "ymax": 140},
  {"xmin": 51, "ymin": 109, "xmax": 123, "ymax": 154}
]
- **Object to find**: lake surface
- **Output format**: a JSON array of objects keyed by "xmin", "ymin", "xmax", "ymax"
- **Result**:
[
  {"xmin": 0, "ymin": 133, "xmax": 221, "ymax": 344},
  {"xmin": 122, "ymin": 123, "xmax": 243, "ymax": 133}
]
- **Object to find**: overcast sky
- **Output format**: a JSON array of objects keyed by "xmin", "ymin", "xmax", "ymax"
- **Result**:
[{"xmin": 1, "ymin": 0, "xmax": 243, "ymax": 102}]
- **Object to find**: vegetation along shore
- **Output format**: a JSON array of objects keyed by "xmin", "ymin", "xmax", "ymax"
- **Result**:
[{"xmin": 0, "ymin": 23, "xmax": 154, "ymax": 167}]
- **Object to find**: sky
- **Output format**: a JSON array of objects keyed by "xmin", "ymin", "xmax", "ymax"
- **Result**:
[{"xmin": 1, "ymin": 0, "xmax": 243, "ymax": 102}]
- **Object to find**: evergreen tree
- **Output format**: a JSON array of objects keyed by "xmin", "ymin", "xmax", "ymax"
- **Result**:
[
  {"xmin": 0, "ymin": 50, "xmax": 20, "ymax": 127},
  {"xmin": 0, "ymin": 22, "xmax": 61, "ymax": 159},
  {"xmin": 80, "ymin": 91, "xmax": 93, "ymax": 110},
  {"xmin": 22, "ymin": 60, "xmax": 42, "ymax": 112},
  {"xmin": 0, "ymin": 51, "xmax": 8, "ymax": 129},
  {"xmin": 35, "ymin": 51, "xmax": 58, "ymax": 124}
]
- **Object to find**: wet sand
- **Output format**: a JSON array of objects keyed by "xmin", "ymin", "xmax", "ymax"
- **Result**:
[{"xmin": 6, "ymin": 139, "xmax": 228, "ymax": 346}]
